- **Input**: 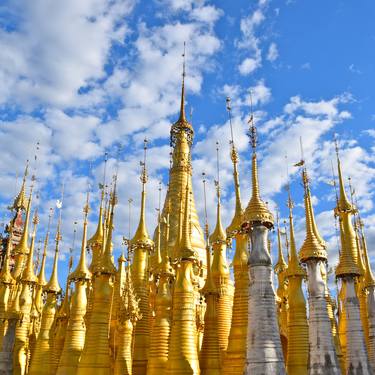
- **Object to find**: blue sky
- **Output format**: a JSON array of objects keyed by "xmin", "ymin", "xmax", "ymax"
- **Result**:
[{"xmin": 0, "ymin": 0, "xmax": 374, "ymax": 285}]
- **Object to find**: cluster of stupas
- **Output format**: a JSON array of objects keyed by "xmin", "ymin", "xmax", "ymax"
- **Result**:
[{"xmin": 0, "ymin": 63, "xmax": 374, "ymax": 375}]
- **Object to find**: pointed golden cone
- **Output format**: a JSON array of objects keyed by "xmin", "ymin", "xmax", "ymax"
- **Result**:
[
  {"xmin": 299, "ymin": 169, "xmax": 327, "ymax": 262},
  {"xmin": 29, "ymin": 226, "xmax": 62, "ymax": 375},
  {"xmin": 334, "ymin": 153, "xmax": 360, "ymax": 277},
  {"xmin": 243, "ymin": 151, "xmax": 274, "ymax": 227},
  {"xmin": 57, "ymin": 198, "xmax": 92, "ymax": 375},
  {"xmin": 21, "ymin": 211, "xmax": 38, "ymax": 283},
  {"xmin": 12, "ymin": 191, "xmax": 32, "ymax": 280},
  {"xmin": 88, "ymin": 189, "xmax": 104, "ymax": 271},
  {"xmin": 12, "ymin": 161, "xmax": 29, "ymax": 211},
  {"xmin": 166, "ymin": 185, "xmax": 200, "ymax": 375},
  {"xmin": 164, "ymin": 60, "xmax": 205, "ymax": 275},
  {"xmin": 226, "ymin": 146, "xmax": 243, "ymax": 237},
  {"xmin": 286, "ymin": 197, "xmax": 308, "ymax": 375},
  {"xmin": 37, "ymin": 233, "xmax": 48, "ymax": 287}
]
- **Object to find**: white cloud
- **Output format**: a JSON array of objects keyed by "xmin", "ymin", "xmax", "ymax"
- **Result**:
[
  {"xmin": 267, "ymin": 42, "xmax": 278, "ymax": 62},
  {"xmin": 236, "ymin": 7, "xmax": 266, "ymax": 75},
  {"xmin": 0, "ymin": 0, "xmax": 135, "ymax": 110},
  {"xmin": 239, "ymin": 57, "xmax": 261, "ymax": 75}
]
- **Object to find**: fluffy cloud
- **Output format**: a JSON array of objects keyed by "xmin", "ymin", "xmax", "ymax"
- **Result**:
[
  {"xmin": 0, "ymin": 0, "xmax": 135, "ymax": 110},
  {"xmin": 267, "ymin": 42, "xmax": 278, "ymax": 62}
]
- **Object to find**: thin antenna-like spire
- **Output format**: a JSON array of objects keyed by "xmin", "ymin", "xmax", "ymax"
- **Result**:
[
  {"xmin": 275, "ymin": 210, "xmax": 287, "ymax": 273},
  {"xmin": 202, "ymin": 173, "xmax": 215, "ymax": 292},
  {"xmin": 131, "ymin": 139, "xmax": 153, "ymax": 249},
  {"xmin": 24, "ymin": 207, "xmax": 39, "ymax": 281},
  {"xmin": 226, "ymin": 97, "xmax": 243, "ymax": 236},
  {"xmin": 178, "ymin": 42, "xmax": 187, "ymax": 122},
  {"xmin": 334, "ymin": 136, "xmax": 352, "ymax": 212},
  {"xmin": 71, "ymin": 191, "xmax": 91, "ymax": 280},
  {"xmin": 286, "ymin": 187, "xmax": 304, "ymax": 276},
  {"xmin": 45, "ymin": 185, "xmax": 64, "ymax": 293},
  {"xmin": 38, "ymin": 208, "xmax": 53, "ymax": 286},
  {"xmin": 210, "ymin": 143, "xmax": 226, "ymax": 243},
  {"xmin": 12, "ymin": 160, "xmax": 29, "ymax": 211},
  {"xmin": 156, "ymin": 182, "xmax": 163, "ymax": 266}
]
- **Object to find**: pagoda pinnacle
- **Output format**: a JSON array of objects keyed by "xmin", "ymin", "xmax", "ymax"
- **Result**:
[
  {"xmin": 274, "ymin": 213, "xmax": 287, "ymax": 274},
  {"xmin": 14, "ymin": 186, "xmax": 33, "ymax": 258},
  {"xmin": 88, "ymin": 189, "xmax": 104, "ymax": 247},
  {"xmin": 131, "ymin": 139, "xmax": 153, "ymax": 250},
  {"xmin": 12, "ymin": 160, "xmax": 29, "ymax": 211},
  {"xmin": 210, "ymin": 142, "xmax": 226, "ymax": 244},
  {"xmin": 335, "ymin": 140, "xmax": 352, "ymax": 213},
  {"xmin": 37, "ymin": 209, "xmax": 53, "ymax": 287},
  {"xmin": 243, "ymin": 111, "xmax": 273, "ymax": 227},
  {"xmin": 21, "ymin": 209, "xmax": 39, "ymax": 283},
  {"xmin": 100, "ymin": 181, "xmax": 117, "ymax": 274},
  {"xmin": 45, "ymin": 220, "xmax": 62, "ymax": 293},
  {"xmin": 226, "ymin": 97, "xmax": 243, "ymax": 237},
  {"xmin": 286, "ymin": 190, "xmax": 305, "ymax": 277},
  {"xmin": 334, "ymin": 141, "xmax": 360, "ymax": 277},
  {"xmin": 70, "ymin": 192, "xmax": 91, "ymax": 280},
  {"xmin": 170, "ymin": 44, "xmax": 194, "ymax": 146},
  {"xmin": 299, "ymin": 168, "xmax": 327, "ymax": 262},
  {"xmin": 178, "ymin": 42, "xmax": 186, "ymax": 123}
]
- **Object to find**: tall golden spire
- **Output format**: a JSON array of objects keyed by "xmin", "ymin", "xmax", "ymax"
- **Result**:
[
  {"xmin": 334, "ymin": 140, "xmax": 360, "ymax": 277},
  {"xmin": 130, "ymin": 139, "xmax": 153, "ymax": 250},
  {"xmin": 274, "ymin": 212, "xmax": 287, "ymax": 274},
  {"xmin": 21, "ymin": 208, "xmax": 39, "ymax": 283},
  {"xmin": 299, "ymin": 167, "xmax": 327, "ymax": 262},
  {"xmin": 12, "ymin": 160, "xmax": 29, "ymax": 211},
  {"xmin": 45, "ymin": 205, "xmax": 63, "ymax": 294},
  {"xmin": 88, "ymin": 189, "xmax": 104, "ymax": 247},
  {"xmin": 287, "ymin": 190, "xmax": 305, "ymax": 277},
  {"xmin": 13, "ymin": 185, "xmax": 33, "ymax": 279},
  {"xmin": 201, "ymin": 175, "xmax": 215, "ymax": 294},
  {"xmin": 210, "ymin": 143, "xmax": 226, "ymax": 244},
  {"xmin": 99, "ymin": 181, "xmax": 117, "ymax": 274},
  {"xmin": 70, "ymin": 192, "xmax": 91, "ymax": 280},
  {"xmin": 225, "ymin": 97, "xmax": 243, "ymax": 237},
  {"xmin": 37, "ymin": 209, "xmax": 53, "ymax": 287},
  {"xmin": 170, "ymin": 42, "xmax": 194, "ymax": 145},
  {"xmin": 243, "ymin": 106, "xmax": 273, "ymax": 227}
]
